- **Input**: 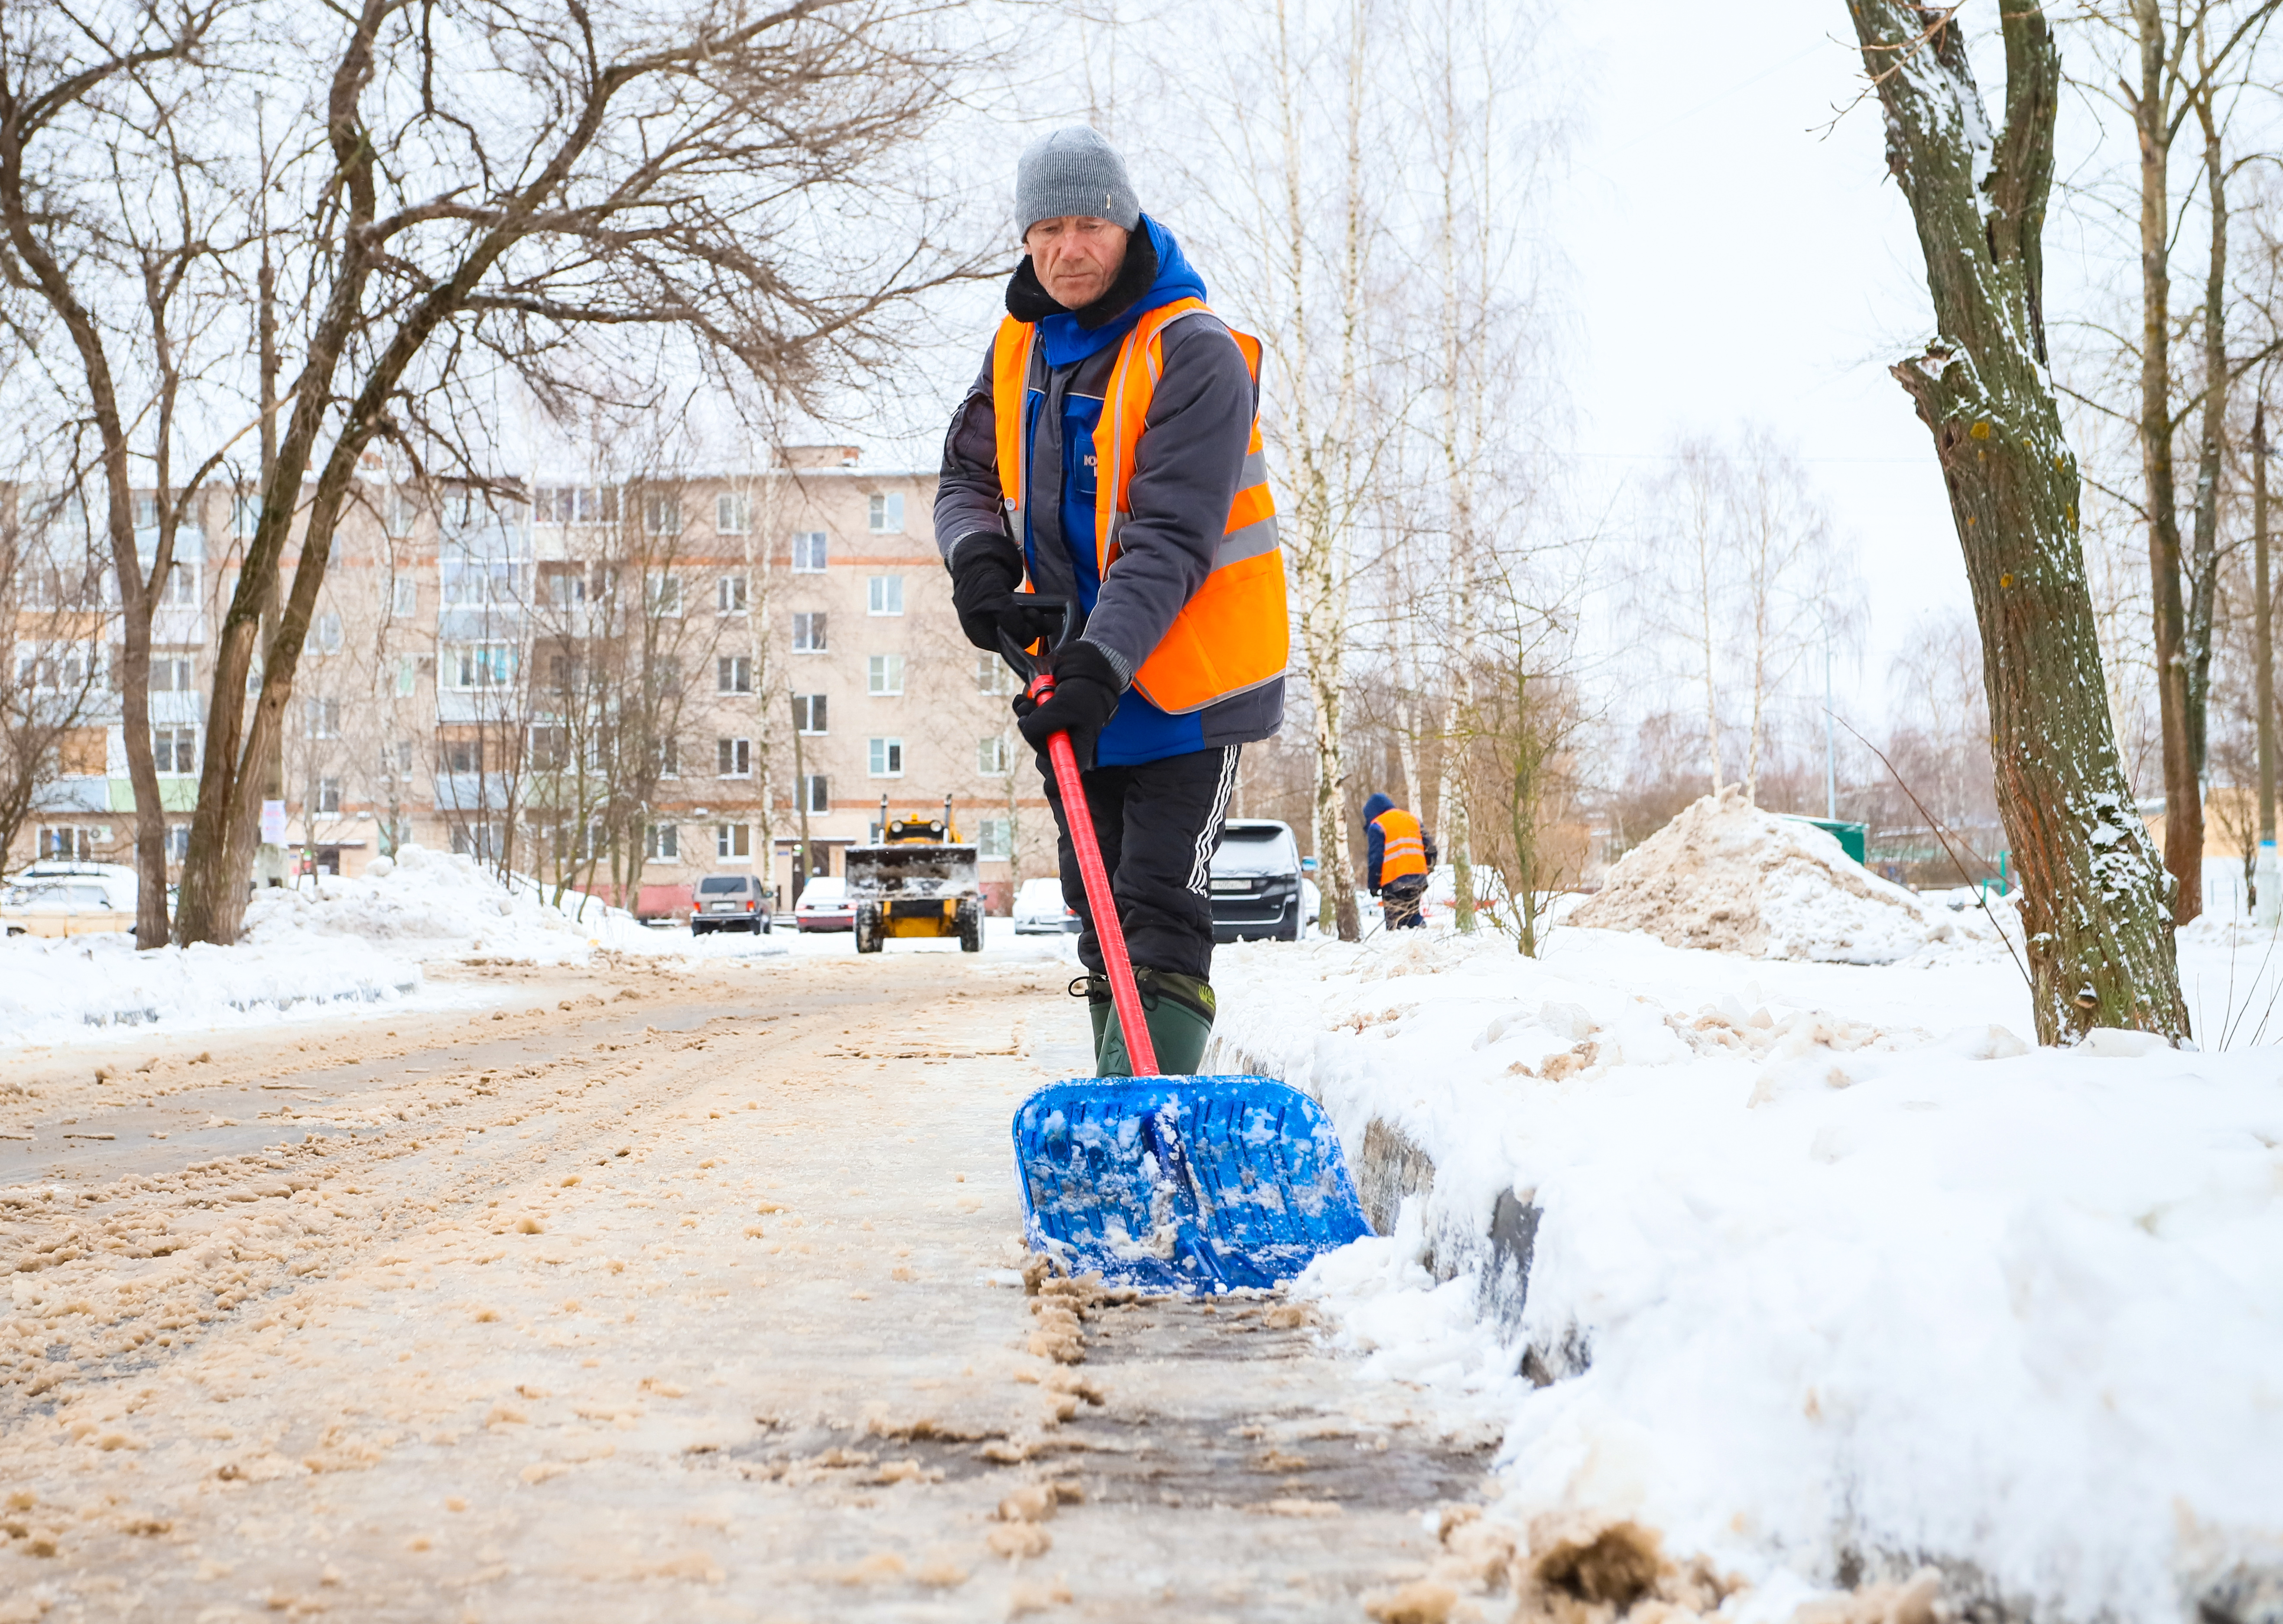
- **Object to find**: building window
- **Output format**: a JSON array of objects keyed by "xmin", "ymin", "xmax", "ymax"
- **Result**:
[
  {"xmin": 792, "ymin": 531, "xmax": 828, "ymax": 573},
  {"xmin": 717, "ymin": 737, "xmax": 752, "ymax": 778},
  {"xmin": 653, "ymin": 736, "xmax": 680, "ymax": 778},
  {"xmin": 802, "ymin": 774, "xmax": 829, "ymax": 813},
  {"xmin": 38, "ymin": 826, "xmax": 105, "ymax": 861},
  {"xmin": 305, "ymin": 698, "xmax": 342, "ymax": 738},
  {"xmin": 644, "ymin": 493, "xmax": 682, "ymax": 535},
  {"xmin": 867, "ymin": 575, "xmax": 904, "ymax": 616},
  {"xmin": 534, "ymin": 486, "xmax": 617, "ymax": 525},
  {"xmin": 529, "ymin": 727, "xmax": 567, "ymax": 770},
  {"xmin": 647, "ymin": 573, "xmax": 683, "ymax": 616},
  {"xmin": 451, "ymin": 822, "xmax": 504, "ymax": 861},
  {"xmin": 867, "ymin": 654, "xmax": 904, "ymax": 696},
  {"xmin": 717, "ymin": 823, "xmax": 751, "ymax": 859},
  {"xmin": 445, "ymin": 738, "xmax": 483, "ymax": 774},
  {"xmin": 17, "ymin": 642, "xmax": 97, "ymax": 693},
  {"xmin": 717, "ymin": 493, "xmax": 750, "ymax": 535},
  {"xmin": 540, "ymin": 564, "xmax": 586, "ymax": 609},
  {"xmin": 166, "ymin": 823, "xmax": 192, "ymax": 862},
  {"xmin": 793, "ymin": 611, "xmax": 826, "ymax": 653},
  {"xmin": 867, "ymin": 737, "xmax": 903, "ymax": 778},
  {"xmin": 867, "ymin": 493, "xmax": 905, "ymax": 534},
  {"xmin": 978, "ymin": 734, "xmax": 1009, "ymax": 776},
  {"xmin": 390, "ymin": 739, "xmax": 415, "ymax": 773},
  {"xmin": 316, "ymin": 777, "xmax": 343, "ymax": 815},
  {"xmin": 396, "ymin": 655, "xmax": 417, "ymax": 697},
  {"xmin": 978, "ymin": 817, "xmax": 1012, "ymax": 860},
  {"xmin": 311, "ymin": 612, "xmax": 344, "ymax": 655},
  {"xmin": 153, "ymin": 726, "xmax": 198, "ymax": 775},
  {"xmin": 718, "ymin": 574, "xmax": 747, "ymax": 614},
  {"xmin": 233, "ymin": 493, "xmax": 260, "ymax": 537},
  {"xmin": 646, "ymin": 823, "xmax": 680, "ymax": 862},
  {"xmin": 792, "ymin": 693, "xmax": 827, "ymax": 735},
  {"xmin": 975, "ymin": 652, "xmax": 1020, "ymax": 696},
  {"xmin": 392, "ymin": 575, "xmax": 417, "ymax": 615},
  {"xmin": 133, "ymin": 493, "xmax": 159, "ymax": 530},
  {"xmin": 441, "ymin": 560, "xmax": 523, "ymax": 607},
  {"xmin": 385, "ymin": 488, "xmax": 420, "ymax": 537},
  {"xmin": 446, "ymin": 644, "xmax": 515, "ymax": 689},
  {"xmin": 152, "ymin": 655, "xmax": 195, "ymax": 692},
  {"xmin": 164, "ymin": 563, "xmax": 198, "ymax": 606},
  {"xmin": 718, "ymin": 655, "xmax": 752, "ymax": 695}
]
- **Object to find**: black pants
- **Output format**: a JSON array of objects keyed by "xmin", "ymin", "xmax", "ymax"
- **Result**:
[
  {"xmin": 1381, "ymin": 874, "xmax": 1427, "ymax": 930},
  {"xmin": 1039, "ymin": 744, "xmax": 1240, "ymax": 981}
]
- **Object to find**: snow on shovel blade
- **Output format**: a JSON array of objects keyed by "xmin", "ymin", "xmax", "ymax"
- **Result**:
[{"xmin": 1010, "ymin": 1077, "xmax": 1371, "ymax": 1293}]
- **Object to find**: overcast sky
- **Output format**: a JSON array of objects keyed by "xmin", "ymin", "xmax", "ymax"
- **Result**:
[{"xmin": 1550, "ymin": 1, "xmax": 1974, "ymax": 717}]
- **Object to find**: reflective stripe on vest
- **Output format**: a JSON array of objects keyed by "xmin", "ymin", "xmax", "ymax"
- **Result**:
[
  {"xmin": 1375, "ymin": 809, "xmax": 1428, "ymax": 882},
  {"xmin": 991, "ymin": 300, "xmax": 1288, "ymax": 715}
]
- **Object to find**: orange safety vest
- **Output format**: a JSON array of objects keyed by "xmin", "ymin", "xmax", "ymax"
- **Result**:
[
  {"xmin": 1374, "ymin": 808, "xmax": 1428, "ymax": 882},
  {"xmin": 991, "ymin": 298, "xmax": 1288, "ymax": 715}
]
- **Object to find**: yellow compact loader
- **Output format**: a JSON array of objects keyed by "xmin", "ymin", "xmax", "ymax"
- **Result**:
[{"xmin": 845, "ymin": 795, "xmax": 984, "ymax": 954}]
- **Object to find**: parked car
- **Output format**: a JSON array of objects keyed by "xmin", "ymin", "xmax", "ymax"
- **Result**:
[
  {"xmin": 793, "ymin": 876, "xmax": 855, "ymax": 933},
  {"xmin": 1, "ymin": 862, "xmax": 140, "ymax": 939},
  {"xmin": 690, "ymin": 872, "xmax": 773, "ymax": 934},
  {"xmin": 1012, "ymin": 876, "xmax": 1078, "ymax": 934},
  {"xmin": 1208, "ymin": 820, "xmax": 1305, "ymax": 943},
  {"xmin": 635, "ymin": 883, "xmax": 694, "ymax": 927}
]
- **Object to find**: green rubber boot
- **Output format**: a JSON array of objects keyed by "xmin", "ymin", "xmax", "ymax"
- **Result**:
[
  {"xmin": 1097, "ymin": 969, "xmax": 1217, "ymax": 1077},
  {"xmin": 1072, "ymin": 975, "xmax": 1114, "ymax": 1073}
]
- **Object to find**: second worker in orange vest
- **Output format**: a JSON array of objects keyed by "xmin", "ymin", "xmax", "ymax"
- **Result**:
[
  {"xmin": 1364, "ymin": 793, "xmax": 1436, "ymax": 932},
  {"xmin": 935, "ymin": 127, "xmax": 1288, "ymax": 1076}
]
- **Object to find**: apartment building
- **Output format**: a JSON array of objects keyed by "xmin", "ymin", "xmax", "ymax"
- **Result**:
[{"xmin": 4, "ymin": 450, "xmax": 1058, "ymax": 911}]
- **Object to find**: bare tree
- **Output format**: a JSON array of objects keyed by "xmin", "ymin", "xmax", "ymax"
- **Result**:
[
  {"xmin": 169, "ymin": 0, "xmax": 987, "ymax": 944},
  {"xmin": 0, "ymin": 488, "xmax": 113, "ymax": 882},
  {"xmin": 2065, "ymin": 0, "xmax": 2280, "ymax": 921},
  {"xmin": 1839, "ymin": 0, "xmax": 2187, "ymax": 1043},
  {"xmin": 0, "ymin": 0, "xmax": 254, "ymax": 944}
]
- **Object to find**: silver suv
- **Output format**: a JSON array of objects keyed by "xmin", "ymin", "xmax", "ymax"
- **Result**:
[{"xmin": 691, "ymin": 873, "xmax": 773, "ymax": 935}]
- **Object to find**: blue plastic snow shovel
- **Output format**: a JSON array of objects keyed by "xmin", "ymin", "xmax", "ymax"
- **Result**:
[{"xmin": 1000, "ymin": 610, "xmax": 1371, "ymax": 1293}]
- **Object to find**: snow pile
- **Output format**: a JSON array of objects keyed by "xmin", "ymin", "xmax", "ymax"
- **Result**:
[
  {"xmin": 1215, "ymin": 928, "xmax": 2283, "ymax": 1621},
  {"xmin": 0, "ymin": 846, "xmax": 692, "ymax": 1043},
  {"xmin": 0, "ymin": 931, "xmax": 421, "ymax": 1045},
  {"xmin": 240, "ymin": 844, "xmax": 628, "ymax": 964},
  {"xmin": 1574, "ymin": 787, "xmax": 1996, "ymax": 965}
]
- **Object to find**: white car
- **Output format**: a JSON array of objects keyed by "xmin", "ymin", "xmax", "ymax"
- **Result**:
[
  {"xmin": 2, "ymin": 862, "xmax": 141, "ymax": 939},
  {"xmin": 793, "ymin": 876, "xmax": 855, "ymax": 933},
  {"xmin": 1012, "ymin": 876, "xmax": 1078, "ymax": 934}
]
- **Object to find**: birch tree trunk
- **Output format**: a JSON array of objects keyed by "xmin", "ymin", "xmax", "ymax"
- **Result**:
[
  {"xmin": 2127, "ymin": 0, "xmax": 2204, "ymax": 922},
  {"xmin": 2184, "ymin": 74, "xmax": 2228, "ymax": 802},
  {"xmin": 1841, "ymin": 0, "xmax": 2188, "ymax": 1043},
  {"xmin": 1267, "ymin": 0, "xmax": 1363, "ymax": 942}
]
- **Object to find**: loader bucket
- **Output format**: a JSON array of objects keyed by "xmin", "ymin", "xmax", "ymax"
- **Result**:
[
  {"xmin": 844, "ymin": 843, "xmax": 979, "ymax": 901},
  {"xmin": 1011, "ymin": 1076, "xmax": 1371, "ymax": 1293}
]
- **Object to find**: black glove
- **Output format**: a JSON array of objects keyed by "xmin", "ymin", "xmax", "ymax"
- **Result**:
[
  {"xmin": 1015, "ymin": 638, "xmax": 1123, "ymax": 768},
  {"xmin": 949, "ymin": 532, "xmax": 1058, "ymax": 653}
]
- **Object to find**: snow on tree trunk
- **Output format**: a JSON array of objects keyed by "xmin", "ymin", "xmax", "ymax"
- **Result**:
[{"xmin": 1841, "ymin": 0, "xmax": 2188, "ymax": 1044}]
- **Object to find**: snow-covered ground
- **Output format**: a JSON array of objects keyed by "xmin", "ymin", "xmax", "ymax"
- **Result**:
[
  {"xmin": 0, "ymin": 844, "xmax": 1074, "ymax": 1047},
  {"xmin": 1212, "ymin": 904, "xmax": 2283, "ymax": 1621}
]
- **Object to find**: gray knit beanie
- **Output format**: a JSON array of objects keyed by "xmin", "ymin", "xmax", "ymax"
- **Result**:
[{"xmin": 1015, "ymin": 126, "xmax": 1141, "ymax": 236}]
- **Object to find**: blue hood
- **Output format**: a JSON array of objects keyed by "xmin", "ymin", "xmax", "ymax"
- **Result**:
[
  {"xmin": 1036, "ymin": 215, "xmax": 1206, "ymax": 368},
  {"xmin": 1362, "ymin": 794, "xmax": 1395, "ymax": 822}
]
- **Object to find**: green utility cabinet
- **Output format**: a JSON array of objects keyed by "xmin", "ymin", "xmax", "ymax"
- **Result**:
[{"xmin": 1785, "ymin": 816, "xmax": 1867, "ymax": 866}]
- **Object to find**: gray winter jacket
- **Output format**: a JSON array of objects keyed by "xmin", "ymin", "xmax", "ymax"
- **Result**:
[{"xmin": 933, "ymin": 273, "xmax": 1284, "ymax": 752}]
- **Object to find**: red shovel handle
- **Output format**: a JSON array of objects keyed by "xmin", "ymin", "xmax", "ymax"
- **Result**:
[{"xmin": 1032, "ymin": 669, "xmax": 1159, "ymax": 1076}]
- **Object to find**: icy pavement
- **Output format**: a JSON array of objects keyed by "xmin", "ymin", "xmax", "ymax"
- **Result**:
[{"xmin": 0, "ymin": 953, "xmax": 1500, "ymax": 1621}]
